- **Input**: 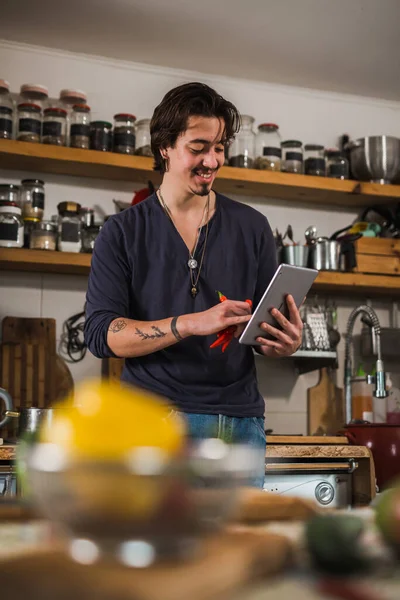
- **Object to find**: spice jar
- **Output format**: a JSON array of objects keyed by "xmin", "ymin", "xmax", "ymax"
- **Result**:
[
  {"xmin": 19, "ymin": 84, "xmax": 49, "ymax": 111},
  {"xmin": 254, "ymin": 123, "xmax": 282, "ymax": 171},
  {"xmin": 0, "ymin": 184, "xmax": 19, "ymax": 204},
  {"xmin": 229, "ymin": 115, "xmax": 255, "ymax": 169},
  {"xmin": 326, "ymin": 149, "xmax": 349, "ymax": 180},
  {"xmin": 0, "ymin": 203, "xmax": 24, "ymax": 248},
  {"xmin": 281, "ymin": 140, "xmax": 303, "ymax": 174},
  {"xmin": 81, "ymin": 208, "xmax": 100, "ymax": 253},
  {"xmin": 59, "ymin": 89, "xmax": 87, "ymax": 108},
  {"xmin": 304, "ymin": 144, "xmax": 326, "ymax": 176},
  {"xmin": 29, "ymin": 220, "xmax": 57, "ymax": 251},
  {"xmin": 23, "ymin": 218, "xmax": 41, "ymax": 248},
  {"xmin": 20, "ymin": 179, "xmax": 45, "ymax": 220},
  {"xmin": 17, "ymin": 103, "xmax": 42, "ymax": 143},
  {"xmin": 90, "ymin": 121, "xmax": 113, "ymax": 152},
  {"xmin": 134, "ymin": 118, "xmax": 152, "ymax": 156},
  {"xmin": 70, "ymin": 104, "xmax": 91, "ymax": 149},
  {"xmin": 113, "ymin": 113, "xmax": 136, "ymax": 154},
  {"xmin": 0, "ymin": 80, "xmax": 14, "ymax": 140},
  {"xmin": 42, "ymin": 107, "xmax": 67, "ymax": 145},
  {"xmin": 57, "ymin": 201, "xmax": 82, "ymax": 252}
]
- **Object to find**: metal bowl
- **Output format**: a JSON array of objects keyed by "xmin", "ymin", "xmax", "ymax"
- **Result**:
[
  {"xmin": 27, "ymin": 440, "xmax": 261, "ymax": 566},
  {"xmin": 348, "ymin": 136, "xmax": 400, "ymax": 184}
]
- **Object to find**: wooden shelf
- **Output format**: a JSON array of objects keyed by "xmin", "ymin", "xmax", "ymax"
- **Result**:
[
  {"xmin": 1, "ymin": 139, "xmax": 400, "ymax": 207},
  {"xmin": 1, "ymin": 248, "xmax": 400, "ymax": 296}
]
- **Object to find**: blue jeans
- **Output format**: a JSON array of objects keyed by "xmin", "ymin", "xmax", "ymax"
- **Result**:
[{"xmin": 179, "ymin": 413, "xmax": 266, "ymax": 489}]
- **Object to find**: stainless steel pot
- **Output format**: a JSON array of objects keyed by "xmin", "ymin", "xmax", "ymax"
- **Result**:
[
  {"xmin": 310, "ymin": 238, "xmax": 343, "ymax": 271},
  {"xmin": 282, "ymin": 244, "xmax": 309, "ymax": 267},
  {"xmin": 0, "ymin": 387, "xmax": 55, "ymax": 437},
  {"xmin": 348, "ymin": 136, "xmax": 400, "ymax": 184}
]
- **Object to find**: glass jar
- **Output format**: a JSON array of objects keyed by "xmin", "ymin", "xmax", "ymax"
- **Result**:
[
  {"xmin": 70, "ymin": 104, "xmax": 91, "ymax": 149},
  {"xmin": 29, "ymin": 220, "xmax": 57, "ymax": 251},
  {"xmin": 42, "ymin": 107, "xmax": 67, "ymax": 145},
  {"xmin": 59, "ymin": 89, "xmax": 87, "ymax": 108},
  {"xmin": 113, "ymin": 113, "xmax": 136, "ymax": 154},
  {"xmin": 23, "ymin": 218, "xmax": 41, "ymax": 248},
  {"xmin": 81, "ymin": 208, "xmax": 101, "ymax": 253},
  {"xmin": 0, "ymin": 79, "xmax": 14, "ymax": 140},
  {"xmin": 90, "ymin": 121, "xmax": 113, "ymax": 152},
  {"xmin": 57, "ymin": 201, "xmax": 82, "ymax": 252},
  {"xmin": 229, "ymin": 115, "xmax": 255, "ymax": 169},
  {"xmin": 0, "ymin": 203, "xmax": 24, "ymax": 248},
  {"xmin": 254, "ymin": 123, "xmax": 281, "ymax": 171},
  {"xmin": 304, "ymin": 144, "xmax": 326, "ymax": 176},
  {"xmin": 134, "ymin": 118, "xmax": 152, "ymax": 156},
  {"xmin": 0, "ymin": 184, "xmax": 19, "ymax": 204},
  {"xmin": 19, "ymin": 84, "xmax": 49, "ymax": 111},
  {"xmin": 281, "ymin": 140, "xmax": 303, "ymax": 174},
  {"xmin": 20, "ymin": 179, "xmax": 45, "ymax": 220},
  {"xmin": 17, "ymin": 103, "xmax": 42, "ymax": 143},
  {"xmin": 326, "ymin": 149, "xmax": 349, "ymax": 180}
]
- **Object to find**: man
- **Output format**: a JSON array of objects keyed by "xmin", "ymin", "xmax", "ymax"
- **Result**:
[{"xmin": 84, "ymin": 82, "xmax": 303, "ymax": 487}]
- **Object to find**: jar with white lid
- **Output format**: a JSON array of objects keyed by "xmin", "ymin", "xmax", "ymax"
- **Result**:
[
  {"xmin": 0, "ymin": 184, "xmax": 19, "ymax": 205},
  {"xmin": 57, "ymin": 201, "xmax": 82, "ymax": 252},
  {"xmin": 17, "ymin": 103, "xmax": 42, "ymax": 143},
  {"xmin": 134, "ymin": 118, "xmax": 152, "ymax": 156},
  {"xmin": 19, "ymin": 84, "xmax": 49, "ymax": 111},
  {"xmin": 0, "ymin": 79, "xmax": 14, "ymax": 139},
  {"xmin": 29, "ymin": 221, "xmax": 57, "ymax": 251},
  {"xmin": 254, "ymin": 123, "xmax": 282, "ymax": 171},
  {"xmin": 229, "ymin": 115, "xmax": 255, "ymax": 169},
  {"xmin": 43, "ymin": 107, "xmax": 67, "ymax": 145},
  {"xmin": 0, "ymin": 203, "xmax": 24, "ymax": 248}
]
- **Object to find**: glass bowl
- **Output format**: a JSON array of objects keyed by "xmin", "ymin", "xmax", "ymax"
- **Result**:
[{"xmin": 26, "ymin": 439, "xmax": 261, "ymax": 567}]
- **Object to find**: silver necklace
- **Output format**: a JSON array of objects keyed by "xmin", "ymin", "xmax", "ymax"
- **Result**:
[
  {"xmin": 158, "ymin": 189, "xmax": 210, "ymax": 297},
  {"xmin": 158, "ymin": 189, "xmax": 209, "ymax": 270}
]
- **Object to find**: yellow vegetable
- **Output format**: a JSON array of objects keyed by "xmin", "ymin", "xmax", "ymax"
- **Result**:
[{"xmin": 41, "ymin": 379, "xmax": 186, "ymax": 461}]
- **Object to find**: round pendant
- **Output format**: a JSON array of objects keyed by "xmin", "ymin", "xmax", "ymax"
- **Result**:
[{"xmin": 188, "ymin": 258, "xmax": 198, "ymax": 269}]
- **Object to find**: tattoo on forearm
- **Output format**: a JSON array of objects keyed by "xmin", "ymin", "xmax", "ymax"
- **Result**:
[
  {"xmin": 109, "ymin": 319, "xmax": 127, "ymax": 333},
  {"xmin": 135, "ymin": 326, "xmax": 167, "ymax": 340}
]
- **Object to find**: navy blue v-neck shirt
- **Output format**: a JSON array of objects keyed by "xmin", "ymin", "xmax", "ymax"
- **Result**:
[{"xmin": 84, "ymin": 192, "xmax": 277, "ymax": 417}]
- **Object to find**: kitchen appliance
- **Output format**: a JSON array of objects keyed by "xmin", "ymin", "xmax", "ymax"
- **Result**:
[
  {"xmin": 347, "ymin": 136, "xmax": 400, "ymax": 184},
  {"xmin": 340, "ymin": 423, "xmax": 400, "ymax": 491}
]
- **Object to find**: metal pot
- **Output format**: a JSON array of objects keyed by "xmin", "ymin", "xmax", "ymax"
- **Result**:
[
  {"xmin": 310, "ymin": 238, "xmax": 343, "ymax": 271},
  {"xmin": 0, "ymin": 387, "xmax": 55, "ymax": 437},
  {"xmin": 340, "ymin": 422, "xmax": 400, "ymax": 491},
  {"xmin": 347, "ymin": 136, "xmax": 400, "ymax": 184},
  {"xmin": 282, "ymin": 244, "xmax": 309, "ymax": 267}
]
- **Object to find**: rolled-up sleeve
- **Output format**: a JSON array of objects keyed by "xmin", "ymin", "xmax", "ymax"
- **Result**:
[{"xmin": 84, "ymin": 218, "xmax": 132, "ymax": 358}]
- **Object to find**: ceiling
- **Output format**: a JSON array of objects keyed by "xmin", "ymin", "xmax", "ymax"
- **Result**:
[{"xmin": 1, "ymin": 0, "xmax": 400, "ymax": 101}]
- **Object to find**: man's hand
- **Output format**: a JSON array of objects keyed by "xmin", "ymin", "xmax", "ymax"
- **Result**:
[
  {"xmin": 179, "ymin": 300, "xmax": 252, "ymax": 338},
  {"xmin": 256, "ymin": 294, "xmax": 303, "ymax": 358}
]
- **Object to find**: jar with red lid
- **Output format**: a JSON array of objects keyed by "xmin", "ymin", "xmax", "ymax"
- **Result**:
[
  {"xmin": 254, "ymin": 123, "xmax": 282, "ymax": 171},
  {"xmin": 42, "ymin": 107, "xmax": 67, "ymax": 145},
  {"xmin": 70, "ymin": 104, "xmax": 91, "ymax": 149},
  {"xmin": 113, "ymin": 113, "xmax": 136, "ymax": 154},
  {"xmin": 59, "ymin": 89, "xmax": 88, "ymax": 108},
  {"xmin": 17, "ymin": 103, "xmax": 42, "ymax": 143}
]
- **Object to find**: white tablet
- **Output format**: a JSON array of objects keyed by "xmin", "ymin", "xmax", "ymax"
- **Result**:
[{"xmin": 239, "ymin": 264, "xmax": 318, "ymax": 346}]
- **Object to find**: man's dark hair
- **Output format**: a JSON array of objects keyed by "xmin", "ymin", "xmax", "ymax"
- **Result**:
[{"xmin": 150, "ymin": 82, "xmax": 240, "ymax": 173}]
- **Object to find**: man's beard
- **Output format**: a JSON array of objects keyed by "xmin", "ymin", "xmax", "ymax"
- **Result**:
[{"xmin": 197, "ymin": 183, "xmax": 210, "ymax": 196}]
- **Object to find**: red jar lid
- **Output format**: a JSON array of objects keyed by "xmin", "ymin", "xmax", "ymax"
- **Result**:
[
  {"xmin": 17, "ymin": 102, "xmax": 42, "ymax": 111},
  {"xmin": 114, "ymin": 113, "xmax": 136, "ymax": 120}
]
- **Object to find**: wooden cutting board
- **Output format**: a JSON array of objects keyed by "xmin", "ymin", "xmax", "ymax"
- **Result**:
[
  {"xmin": 307, "ymin": 367, "xmax": 345, "ymax": 436},
  {"xmin": 0, "ymin": 529, "xmax": 293, "ymax": 600}
]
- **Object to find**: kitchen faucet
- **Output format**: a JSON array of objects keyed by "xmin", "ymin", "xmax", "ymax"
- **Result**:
[{"xmin": 344, "ymin": 305, "xmax": 388, "ymax": 424}]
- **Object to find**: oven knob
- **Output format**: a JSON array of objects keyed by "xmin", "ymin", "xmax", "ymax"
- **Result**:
[{"xmin": 315, "ymin": 482, "xmax": 335, "ymax": 505}]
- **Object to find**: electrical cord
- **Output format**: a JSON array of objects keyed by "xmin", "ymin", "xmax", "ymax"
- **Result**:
[{"xmin": 59, "ymin": 310, "xmax": 87, "ymax": 363}]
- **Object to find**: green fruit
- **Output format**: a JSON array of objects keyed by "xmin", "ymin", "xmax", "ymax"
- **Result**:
[
  {"xmin": 375, "ymin": 487, "xmax": 400, "ymax": 550},
  {"xmin": 306, "ymin": 514, "xmax": 369, "ymax": 576}
]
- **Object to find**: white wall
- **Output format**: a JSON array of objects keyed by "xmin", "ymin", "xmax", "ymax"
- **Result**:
[{"xmin": 1, "ymin": 40, "xmax": 400, "ymax": 434}]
